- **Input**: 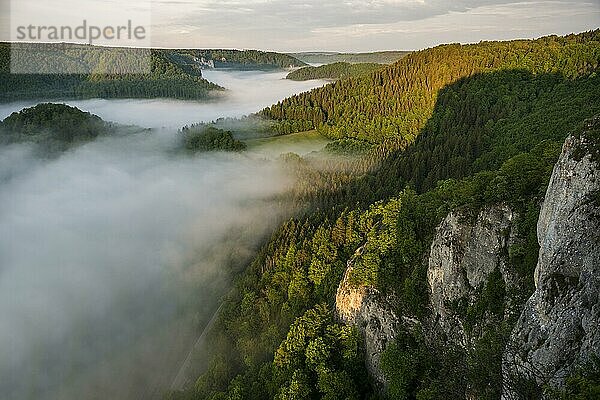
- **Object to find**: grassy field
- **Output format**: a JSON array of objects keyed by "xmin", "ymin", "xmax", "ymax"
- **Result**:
[{"xmin": 243, "ymin": 130, "xmax": 331, "ymax": 158}]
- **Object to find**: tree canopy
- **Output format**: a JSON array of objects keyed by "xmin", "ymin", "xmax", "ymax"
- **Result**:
[{"xmin": 172, "ymin": 30, "xmax": 600, "ymax": 400}]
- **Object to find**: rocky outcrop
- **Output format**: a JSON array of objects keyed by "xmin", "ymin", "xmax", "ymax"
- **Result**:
[
  {"xmin": 335, "ymin": 245, "xmax": 400, "ymax": 387},
  {"xmin": 503, "ymin": 118, "xmax": 600, "ymax": 395},
  {"xmin": 336, "ymin": 206, "xmax": 521, "ymax": 387},
  {"xmin": 336, "ymin": 118, "xmax": 600, "ymax": 395},
  {"xmin": 428, "ymin": 204, "xmax": 518, "ymax": 346}
]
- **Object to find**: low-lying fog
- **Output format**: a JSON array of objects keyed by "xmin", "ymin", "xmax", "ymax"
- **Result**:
[
  {"xmin": 0, "ymin": 71, "xmax": 327, "ymax": 399},
  {"xmin": 0, "ymin": 70, "xmax": 326, "ymax": 129}
]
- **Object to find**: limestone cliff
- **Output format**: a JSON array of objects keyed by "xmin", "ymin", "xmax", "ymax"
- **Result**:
[
  {"xmin": 335, "ymin": 204, "xmax": 516, "ymax": 388},
  {"xmin": 335, "ymin": 204, "xmax": 520, "ymax": 386},
  {"xmin": 335, "ymin": 118, "xmax": 600, "ymax": 396},
  {"xmin": 503, "ymin": 117, "xmax": 600, "ymax": 395},
  {"xmin": 335, "ymin": 244, "xmax": 400, "ymax": 387},
  {"xmin": 428, "ymin": 204, "xmax": 518, "ymax": 347}
]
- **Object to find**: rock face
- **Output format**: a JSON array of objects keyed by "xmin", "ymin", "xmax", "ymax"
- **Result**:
[
  {"xmin": 336, "ymin": 206, "xmax": 521, "ymax": 387},
  {"xmin": 503, "ymin": 120, "xmax": 600, "ymax": 395},
  {"xmin": 335, "ymin": 245, "xmax": 399, "ymax": 388},
  {"xmin": 428, "ymin": 204, "xmax": 518, "ymax": 346},
  {"xmin": 336, "ymin": 119, "xmax": 600, "ymax": 395}
]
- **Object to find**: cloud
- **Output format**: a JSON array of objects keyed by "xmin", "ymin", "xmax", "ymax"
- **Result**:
[
  {"xmin": 162, "ymin": 0, "xmax": 515, "ymax": 25},
  {"xmin": 0, "ymin": 130, "xmax": 293, "ymax": 399},
  {"xmin": 148, "ymin": 0, "xmax": 600, "ymax": 51},
  {"xmin": 3, "ymin": 0, "xmax": 598, "ymax": 51}
]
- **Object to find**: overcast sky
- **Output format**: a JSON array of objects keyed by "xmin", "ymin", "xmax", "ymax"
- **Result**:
[{"xmin": 3, "ymin": 0, "xmax": 600, "ymax": 51}]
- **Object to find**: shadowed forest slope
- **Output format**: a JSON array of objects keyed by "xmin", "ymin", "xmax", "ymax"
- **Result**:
[
  {"xmin": 172, "ymin": 31, "xmax": 600, "ymax": 400},
  {"xmin": 262, "ymin": 31, "xmax": 600, "ymax": 149}
]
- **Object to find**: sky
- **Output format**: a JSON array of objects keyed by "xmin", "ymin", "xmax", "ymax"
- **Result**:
[{"xmin": 2, "ymin": 0, "xmax": 600, "ymax": 52}]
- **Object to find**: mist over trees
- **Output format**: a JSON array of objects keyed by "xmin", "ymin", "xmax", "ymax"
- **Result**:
[
  {"xmin": 174, "ymin": 30, "xmax": 600, "ymax": 400},
  {"xmin": 181, "ymin": 125, "xmax": 247, "ymax": 152},
  {"xmin": 0, "ymin": 106, "xmax": 295, "ymax": 400}
]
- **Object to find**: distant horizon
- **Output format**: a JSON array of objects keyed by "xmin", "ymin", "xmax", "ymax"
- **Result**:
[
  {"xmin": 4, "ymin": 28, "xmax": 599, "ymax": 55},
  {"xmin": 2, "ymin": 0, "xmax": 599, "ymax": 53}
]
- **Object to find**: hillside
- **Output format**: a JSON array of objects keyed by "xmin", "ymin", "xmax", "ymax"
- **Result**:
[
  {"xmin": 171, "ymin": 30, "xmax": 600, "ymax": 400},
  {"xmin": 186, "ymin": 49, "xmax": 306, "ymax": 69},
  {"xmin": 0, "ymin": 43, "xmax": 224, "ymax": 102},
  {"xmin": 286, "ymin": 62, "xmax": 384, "ymax": 81},
  {"xmin": 263, "ymin": 31, "xmax": 600, "ymax": 150},
  {"xmin": 0, "ymin": 44, "xmax": 305, "ymax": 102},
  {"xmin": 0, "ymin": 103, "xmax": 115, "ymax": 154},
  {"xmin": 289, "ymin": 51, "xmax": 410, "ymax": 65}
]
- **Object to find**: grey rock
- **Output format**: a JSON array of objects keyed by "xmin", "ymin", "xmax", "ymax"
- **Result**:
[
  {"xmin": 428, "ymin": 204, "xmax": 518, "ymax": 346},
  {"xmin": 503, "ymin": 122, "xmax": 600, "ymax": 396},
  {"xmin": 334, "ymin": 119, "xmax": 600, "ymax": 397},
  {"xmin": 335, "ymin": 245, "xmax": 400, "ymax": 388}
]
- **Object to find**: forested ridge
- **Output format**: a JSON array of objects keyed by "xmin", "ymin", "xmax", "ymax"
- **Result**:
[
  {"xmin": 188, "ymin": 49, "xmax": 306, "ymax": 69},
  {"xmin": 286, "ymin": 62, "xmax": 384, "ymax": 81},
  {"xmin": 171, "ymin": 30, "xmax": 600, "ymax": 400},
  {"xmin": 0, "ymin": 43, "xmax": 223, "ymax": 101},
  {"xmin": 289, "ymin": 51, "xmax": 410, "ymax": 65},
  {"xmin": 0, "ymin": 44, "xmax": 305, "ymax": 102},
  {"xmin": 262, "ymin": 31, "xmax": 600, "ymax": 149}
]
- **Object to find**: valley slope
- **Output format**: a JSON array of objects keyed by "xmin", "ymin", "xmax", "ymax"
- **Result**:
[
  {"xmin": 173, "ymin": 30, "xmax": 600, "ymax": 400},
  {"xmin": 0, "ymin": 43, "xmax": 305, "ymax": 102},
  {"xmin": 289, "ymin": 51, "xmax": 410, "ymax": 65},
  {"xmin": 286, "ymin": 62, "xmax": 384, "ymax": 81}
]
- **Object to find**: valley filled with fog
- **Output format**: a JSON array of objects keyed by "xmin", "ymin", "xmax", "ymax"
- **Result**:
[
  {"xmin": 0, "ymin": 70, "xmax": 325, "ymax": 129},
  {"xmin": 0, "ymin": 71, "xmax": 327, "ymax": 400}
]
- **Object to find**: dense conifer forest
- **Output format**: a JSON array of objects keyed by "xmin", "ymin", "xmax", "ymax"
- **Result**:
[
  {"xmin": 0, "ymin": 44, "xmax": 306, "ymax": 102},
  {"xmin": 286, "ymin": 62, "xmax": 384, "ymax": 81},
  {"xmin": 170, "ymin": 30, "xmax": 600, "ymax": 400},
  {"xmin": 0, "ymin": 103, "xmax": 115, "ymax": 154},
  {"xmin": 263, "ymin": 31, "xmax": 600, "ymax": 150},
  {"xmin": 289, "ymin": 51, "xmax": 411, "ymax": 65}
]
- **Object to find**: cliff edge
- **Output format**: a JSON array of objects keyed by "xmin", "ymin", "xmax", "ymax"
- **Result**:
[{"xmin": 503, "ymin": 117, "xmax": 600, "ymax": 396}]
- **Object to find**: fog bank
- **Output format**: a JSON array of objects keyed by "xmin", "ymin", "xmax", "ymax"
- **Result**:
[
  {"xmin": 0, "ymin": 70, "xmax": 327, "ymax": 129},
  {"xmin": 0, "ymin": 128, "xmax": 293, "ymax": 399},
  {"xmin": 0, "ymin": 69, "xmax": 330, "ymax": 399}
]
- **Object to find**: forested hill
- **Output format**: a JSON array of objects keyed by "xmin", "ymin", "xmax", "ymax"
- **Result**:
[
  {"xmin": 174, "ymin": 31, "xmax": 600, "ymax": 400},
  {"xmin": 286, "ymin": 62, "xmax": 383, "ymax": 81},
  {"xmin": 0, "ymin": 103, "xmax": 116, "ymax": 154},
  {"xmin": 262, "ymin": 31, "xmax": 600, "ymax": 149},
  {"xmin": 0, "ymin": 102, "xmax": 248, "ymax": 155},
  {"xmin": 0, "ymin": 44, "xmax": 306, "ymax": 102},
  {"xmin": 186, "ymin": 49, "xmax": 306, "ymax": 69},
  {"xmin": 0, "ymin": 43, "xmax": 225, "ymax": 102},
  {"xmin": 289, "ymin": 51, "xmax": 410, "ymax": 65}
]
